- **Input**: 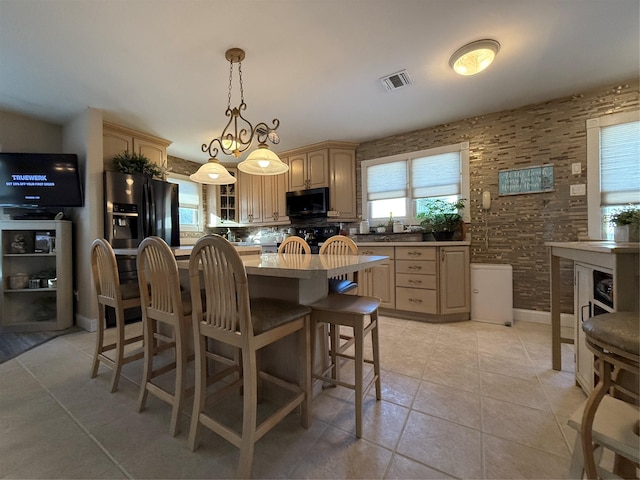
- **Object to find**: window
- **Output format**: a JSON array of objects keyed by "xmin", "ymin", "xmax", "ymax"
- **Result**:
[
  {"xmin": 166, "ymin": 173, "xmax": 203, "ymax": 232},
  {"xmin": 362, "ymin": 142, "xmax": 470, "ymax": 223},
  {"xmin": 587, "ymin": 110, "xmax": 640, "ymax": 239}
]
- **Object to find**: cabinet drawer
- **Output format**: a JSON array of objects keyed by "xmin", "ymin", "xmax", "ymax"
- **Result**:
[
  {"xmin": 396, "ymin": 287, "xmax": 437, "ymax": 314},
  {"xmin": 396, "ymin": 273, "xmax": 436, "ymax": 290},
  {"xmin": 396, "ymin": 247, "xmax": 436, "ymax": 261},
  {"xmin": 359, "ymin": 246, "xmax": 394, "ymax": 259},
  {"xmin": 396, "ymin": 260, "xmax": 436, "ymax": 275}
]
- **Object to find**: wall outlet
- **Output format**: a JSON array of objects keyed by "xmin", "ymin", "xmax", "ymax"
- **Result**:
[
  {"xmin": 570, "ymin": 184, "xmax": 586, "ymax": 196},
  {"xmin": 571, "ymin": 163, "xmax": 581, "ymax": 174}
]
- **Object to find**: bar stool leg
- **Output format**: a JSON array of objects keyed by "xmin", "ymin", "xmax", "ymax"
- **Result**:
[
  {"xmin": 581, "ymin": 359, "xmax": 613, "ymax": 479},
  {"xmin": 355, "ymin": 318, "xmax": 364, "ymax": 438},
  {"xmin": 371, "ymin": 310, "xmax": 381, "ymax": 400}
]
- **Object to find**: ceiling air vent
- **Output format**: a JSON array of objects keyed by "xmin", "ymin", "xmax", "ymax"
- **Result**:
[{"xmin": 380, "ymin": 70, "xmax": 412, "ymax": 91}]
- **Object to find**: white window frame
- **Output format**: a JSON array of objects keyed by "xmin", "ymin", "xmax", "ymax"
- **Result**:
[
  {"xmin": 586, "ymin": 110, "xmax": 640, "ymax": 239},
  {"xmin": 361, "ymin": 142, "xmax": 470, "ymax": 224},
  {"xmin": 166, "ymin": 172, "xmax": 203, "ymax": 232}
]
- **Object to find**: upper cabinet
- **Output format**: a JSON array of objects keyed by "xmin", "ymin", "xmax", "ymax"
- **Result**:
[
  {"xmin": 279, "ymin": 141, "xmax": 359, "ymax": 221},
  {"xmin": 328, "ymin": 148, "xmax": 357, "ymax": 220},
  {"xmin": 288, "ymin": 149, "xmax": 329, "ymax": 191},
  {"xmin": 103, "ymin": 121, "xmax": 171, "ymax": 171}
]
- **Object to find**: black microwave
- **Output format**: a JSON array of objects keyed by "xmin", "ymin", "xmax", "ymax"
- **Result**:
[{"xmin": 286, "ymin": 187, "xmax": 330, "ymax": 218}]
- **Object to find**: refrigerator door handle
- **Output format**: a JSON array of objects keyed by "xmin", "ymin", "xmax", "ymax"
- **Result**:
[
  {"xmin": 142, "ymin": 183, "xmax": 150, "ymax": 237},
  {"xmin": 149, "ymin": 182, "xmax": 157, "ymax": 235}
]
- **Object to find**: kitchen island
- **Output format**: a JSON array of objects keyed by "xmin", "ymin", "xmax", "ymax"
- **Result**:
[{"xmin": 178, "ymin": 252, "xmax": 388, "ymax": 393}]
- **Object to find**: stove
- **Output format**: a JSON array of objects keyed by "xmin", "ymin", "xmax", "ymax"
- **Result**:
[{"xmin": 294, "ymin": 225, "xmax": 340, "ymax": 253}]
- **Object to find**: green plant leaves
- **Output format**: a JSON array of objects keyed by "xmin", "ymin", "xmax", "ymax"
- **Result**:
[{"xmin": 113, "ymin": 151, "xmax": 164, "ymax": 178}]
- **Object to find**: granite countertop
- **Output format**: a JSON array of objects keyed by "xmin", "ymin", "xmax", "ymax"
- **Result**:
[
  {"xmin": 545, "ymin": 241, "xmax": 640, "ymax": 254},
  {"xmin": 356, "ymin": 240, "xmax": 471, "ymax": 247}
]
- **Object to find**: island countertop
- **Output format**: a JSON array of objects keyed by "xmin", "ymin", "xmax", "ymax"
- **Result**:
[{"xmin": 178, "ymin": 253, "xmax": 388, "ymax": 279}]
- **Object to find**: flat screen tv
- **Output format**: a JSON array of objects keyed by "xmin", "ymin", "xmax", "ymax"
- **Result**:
[{"xmin": 0, "ymin": 153, "xmax": 84, "ymax": 208}]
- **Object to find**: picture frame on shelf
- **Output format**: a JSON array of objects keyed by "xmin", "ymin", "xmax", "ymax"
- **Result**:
[{"xmin": 34, "ymin": 231, "xmax": 53, "ymax": 253}]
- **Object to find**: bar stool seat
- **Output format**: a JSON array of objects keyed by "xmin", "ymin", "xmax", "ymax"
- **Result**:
[
  {"xmin": 568, "ymin": 311, "xmax": 639, "ymax": 479},
  {"xmin": 310, "ymin": 293, "xmax": 382, "ymax": 438}
]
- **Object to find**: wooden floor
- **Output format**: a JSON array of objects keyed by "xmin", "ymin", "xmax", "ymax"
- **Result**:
[{"xmin": 0, "ymin": 326, "xmax": 82, "ymax": 363}]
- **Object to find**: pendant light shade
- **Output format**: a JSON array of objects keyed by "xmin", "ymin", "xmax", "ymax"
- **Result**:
[
  {"xmin": 189, "ymin": 158, "xmax": 237, "ymax": 185},
  {"xmin": 237, "ymin": 144, "xmax": 289, "ymax": 176},
  {"xmin": 449, "ymin": 39, "xmax": 500, "ymax": 76}
]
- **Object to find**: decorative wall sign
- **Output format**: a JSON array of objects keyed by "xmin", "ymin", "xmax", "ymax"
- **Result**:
[{"xmin": 498, "ymin": 164, "xmax": 554, "ymax": 196}]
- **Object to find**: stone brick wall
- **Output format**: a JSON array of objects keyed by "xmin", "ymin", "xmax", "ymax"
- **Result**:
[{"xmin": 356, "ymin": 80, "xmax": 639, "ymax": 314}]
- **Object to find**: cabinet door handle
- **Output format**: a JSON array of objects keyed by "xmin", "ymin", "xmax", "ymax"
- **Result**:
[
  {"xmin": 581, "ymin": 303, "xmax": 591, "ymax": 322},
  {"xmin": 408, "ymin": 279, "xmax": 422, "ymax": 285},
  {"xmin": 408, "ymin": 251, "xmax": 422, "ymax": 257},
  {"xmin": 408, "ymin": 265, "xmax": 422, "ymax": 271},
  {"xmin": 362, "ymin": 250, "xmax": 373, "ymax": 255},
  {"xmin": 409, "ymin": 298, "xmax": 422, "ymax": 304}
]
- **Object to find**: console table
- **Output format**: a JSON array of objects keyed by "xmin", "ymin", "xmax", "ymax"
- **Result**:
[{"xmin": 546, "ymin": 241, "xmax": 639, "ymax": 371}]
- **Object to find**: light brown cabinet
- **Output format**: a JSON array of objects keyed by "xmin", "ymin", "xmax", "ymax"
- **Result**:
[
  {"xmin": 328, "ymin": 148, "xmax": 357, "ymax": 220},
  {"xmin": 279, "ymin": 141, "xmax": 358, "ymax": 221},
  {"xmin": 358, "ymin": 243, "xmax": 470, "ymax": 322},
  {"xmin": 0, "ymin": 220, "xmax": 73, "ymax": 332},
  {"xmin": 439, "ymin": 246, "xmax": 470, "ymax": 315},
  {"xmin": 358, "ymin": 246, "xmax": 395, "ymax": 308},
  {"xmin": 206, "ymin": 167, "xmax": 238, "ymax": 225},
  {"xmin": 103, "ymin": 121, "xmax": 171, "ymax": 171},
  {"xmin": 288, "ymin": 149, "xmax": 329, "ymax": 191},
  {"xmin": 238, "ymin": 168, "xmax": 289, "ymax": 225}
]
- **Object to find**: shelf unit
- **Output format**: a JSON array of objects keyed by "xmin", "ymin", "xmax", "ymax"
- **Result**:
[{"xmin": 0, "ymin": 220, "xmax": 73, "ymax": 332}]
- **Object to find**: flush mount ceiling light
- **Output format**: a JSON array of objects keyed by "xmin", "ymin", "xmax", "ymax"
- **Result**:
[
  {"xmin": 189, "ymin": 157, "xmax": 237, "ymax": 185},
  {"xmin": 449, "ymin": 39, "xmax": 500, "ymax": 76},
  {"xmin": 201, "ymin": 47, "xmax": 288, "ymax": 176}
]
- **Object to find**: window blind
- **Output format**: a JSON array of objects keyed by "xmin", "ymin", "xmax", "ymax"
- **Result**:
[
  {"xmin": 411, "ymin": 152, "xmax": 460, "ymax": 198},
  {"xmin": 366, "ymin": 160, "xmax": 407, "ymax": 201},
  {"xmin": 167, "ymin": 177, "xmax": 200, "ymax": 207},
  {"xmin": 600, "ymin": 121, "xmax": 640, "ymax": 205}
]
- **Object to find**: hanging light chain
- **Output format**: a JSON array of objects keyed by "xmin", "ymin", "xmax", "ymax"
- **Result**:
[
  {"xmin": 227, "ymin": 57, "xmax": 234, "ymax": 110},
  {"xmin": 202, "ymin": 47, "xmax": 280, "ymax": 159}
]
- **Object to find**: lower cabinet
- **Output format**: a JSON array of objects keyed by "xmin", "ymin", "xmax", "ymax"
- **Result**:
[
  {"xmin": 359, "ymin": 244, "xmax": 470, "ymax": 321},
  {"xmin": 358, "ymin": 246, "xmax": 394, "ymax": 308},
  {"xmin": 575, "ymin": 263, "xmax": 596, "ymax": 393},
  {"xmin": 0, "ymin": 220, "xmax": 73, "ymax": 332}
]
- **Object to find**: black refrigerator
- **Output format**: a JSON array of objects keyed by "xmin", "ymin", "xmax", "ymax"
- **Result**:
[
  {"xmin": 103, "ymin": 171, "xmax": 180, "ymax": 327},
  {"xmin": 104, "ymin": 170, "xmax": 180, "ymax": 250}
]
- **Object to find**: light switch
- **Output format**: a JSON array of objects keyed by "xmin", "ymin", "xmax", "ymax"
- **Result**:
[
  {"xmin": 571, "ymin": 163, "xmax": 581, "ymax": 174},
  {"xmin": 570, "ymin": 184, "xmax": 586, "ymax": 196}
]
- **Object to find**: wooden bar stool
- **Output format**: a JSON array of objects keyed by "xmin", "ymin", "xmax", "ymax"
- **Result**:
[
  {"xmin": 90, "ymin": 238, "xmax": 144, "ymax": 392},
  {"xmin": 569, "ymin": 311, "xmax": 639, "ymax": 479},
  {"xmin": 136, "ymin": 236, "xmax": 193, "ymax": 437},
  {"xmin": 310, "ymin": 293, "xmax": 382, "ymax": 438},
  {"xmin": 278, "ymin": 235, "xmax": 311, "ymax": 254}
]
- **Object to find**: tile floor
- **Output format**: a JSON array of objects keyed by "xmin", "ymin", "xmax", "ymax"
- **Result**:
[{"xmin": 0, "ymin": 317, "xmax": 586, "ymax": 479}]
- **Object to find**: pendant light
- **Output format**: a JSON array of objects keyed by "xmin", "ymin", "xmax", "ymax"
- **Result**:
[
  {"xmin": 237, "ymin": 143, "xmax": 289, "ymax": 175},
  {"xmin": 189, "ymin": 158, "xmax": 237, "ymax": 185},
  {"xmin": 201, "ymin": 47, "xmax": 286, "ymax": 175}
]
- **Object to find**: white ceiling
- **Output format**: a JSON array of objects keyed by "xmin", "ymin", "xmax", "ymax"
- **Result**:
[{"xmin": 1, "ymin": 0, "xmax": 638, "ymax": 164}]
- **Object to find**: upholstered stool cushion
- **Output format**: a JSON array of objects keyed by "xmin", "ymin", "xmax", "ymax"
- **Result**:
[
  {"xmin": 311, "ymin": 293, "xmax": 380, "ymax": 316},
  {"xmin": 250, "ymin": 298, "xmax": 311, "ymax": 334},
  {"xmin": 328, "ymin": 278, "xmax": 358, "ymax": 294},
  {"xmin": 583, "ymin": 312, "xmax": 640, "ymax": 356}
]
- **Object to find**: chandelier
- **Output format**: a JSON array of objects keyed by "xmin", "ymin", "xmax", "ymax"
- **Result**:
[{"xmin": 200, "ymin": 47, "xmax": 288, "ymax": 178}]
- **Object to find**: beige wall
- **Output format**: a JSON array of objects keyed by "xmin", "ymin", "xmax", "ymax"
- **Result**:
[
  {"xmin": 0, "ymin": 108, "xmax": 62, "ymax": 153},
  {"xmin": 356, "ymin": 79, "xmax": 640, "ymax": 314}
]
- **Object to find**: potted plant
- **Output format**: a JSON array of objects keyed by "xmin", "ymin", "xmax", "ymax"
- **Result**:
[
  {"xmin": 416, "ymin": 198, "xmax": 466, "ymax": 241},
  {"xmin": 113, "ymin": 150, "xmax": 165, "ymax": 178},
  {"xmin": 609, "ymin": 206, "xmax": 640, "ymax": 242}
]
